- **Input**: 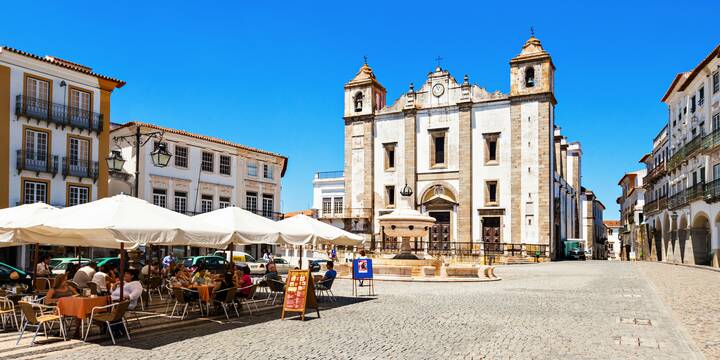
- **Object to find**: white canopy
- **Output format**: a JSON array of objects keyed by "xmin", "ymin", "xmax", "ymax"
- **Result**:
[
  {"xmin": 193, "ymin": 206, "xmax": 281, "ymax": 245},
  {"xmin": 0, "ymin": 202, "xmax": 57, "ymax": 246},
  {"xmin": 276, "ymin": 214, "xmax": 364, "ymax": 246},
  {"xmin": 18, "ymin": 194, "xmax": 233, "ymax": 249}
]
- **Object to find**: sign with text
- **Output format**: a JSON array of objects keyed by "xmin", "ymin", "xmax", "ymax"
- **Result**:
[
  {"xmin": 352, "ymin": 258, "xmax": 373, "ymax": 280},
  {"xmin": 281, "ymin": 269, "xmax": 319, "ymax": 320}
]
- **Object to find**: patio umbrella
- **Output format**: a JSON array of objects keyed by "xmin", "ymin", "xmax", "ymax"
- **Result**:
[
  {"xmin": 18, "ymin": 194, "xmax": 233, "ymax": 249},
  {"xmin": 0, "ymin": 202, "xmax": 57, "ymax": 246},
  {"xmin": 276, "ymin": 214, "xmax": 364, "ymax": 246},
  {"xmin": 193, "ymin": 206, "xmax": 281, "ymax": 245}
]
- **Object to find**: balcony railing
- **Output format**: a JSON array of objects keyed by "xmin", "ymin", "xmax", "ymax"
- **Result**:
[
  {"xmin": 318, "ymin": 207, "xmax": 372, "ymax": 219},
  {"xmin": 657, "ymin": 196, "xmax": 667, "ymax": 210},
  {"xmin": 668, "ymin": 135, "xmax": 703, "ymax": 170},
  {"xmin": 643, "ymin": 199, "xmax": 657, "ymax": 214},
  {"xmin": 668, "ymin": 189, "xmax": 686, "ymax": 209},
  {"xmin": 686, "ymin": 182, "xmax": 705, "ymax": 202},
  {"xmin": 705, "ymin": 178, "xmax": 720, "ymax": 203},
  {"xmin": 315, "ymin": 171, "xmax": 344, "ymax": 179},
  {"xmin": 16, "ymin": 95, "xmax": 103, "ymax": 133},
  {"xmin": 703, "ymin": 127, "xmax": 720, "ymax": 153},
  {"xmin": 643, "ymin": 162, "xmax": 666, "ymax": 185},
  {"xmin": 62, "ymin": 157, "xmax": 99, "ymax": 182},
  {"xmin": 16, "ymin": 150, "xmax": 58, "ymax": 176}
]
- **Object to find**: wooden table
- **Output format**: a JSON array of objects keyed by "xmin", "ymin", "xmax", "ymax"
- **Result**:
[{"xmin": 57, "ymin": 296, "xmax": 108, "ymax": 338}]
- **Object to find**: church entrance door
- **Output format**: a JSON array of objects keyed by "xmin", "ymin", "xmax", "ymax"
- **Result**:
[{"xmin": 429, "ymin": 211, "xmax": 451, "ymax": 253}]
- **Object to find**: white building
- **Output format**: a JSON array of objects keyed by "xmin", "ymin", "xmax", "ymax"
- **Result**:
[
  {"xmin": 109, "ymin": 122, "xmax": 287, "ymax": 258},
  {"xmin": 314, "ymin": 36, "xmax": 595, "ymax": 260},
  {"xmin": 604, "ymin": 220, "xmax": 621, "ymax": 260},
  {"xmin": 617, "ymin": 169, "xmax": 647, "ymax": 260},
  {"xmin": 0, "ymin": 46, "xmax": 124, "ymax": 268}
]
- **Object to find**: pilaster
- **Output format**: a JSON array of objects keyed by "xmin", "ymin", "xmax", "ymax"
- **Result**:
[
  {"xmin": 0, "ymin": 65, "xmax": 9, "ymax": 208},
  {"xmin": 403, "ymin": 108, "xmax": 417, "ymax": 207},
  {"xmin": 458, "ymin": 101, "xmax": 473, "ymax": 243}
]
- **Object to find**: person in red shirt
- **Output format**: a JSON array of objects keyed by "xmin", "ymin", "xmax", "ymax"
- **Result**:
[{"xmin": 234, "ymin": 266, "xmax": 253, "ymax": 298}]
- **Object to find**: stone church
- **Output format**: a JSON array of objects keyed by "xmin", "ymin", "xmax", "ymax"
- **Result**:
[{"xmin": 337, "ymin": 36, "xmax": 598, "ymax": 259}]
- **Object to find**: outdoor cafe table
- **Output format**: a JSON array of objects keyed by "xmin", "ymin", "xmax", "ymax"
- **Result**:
[
  {"xmin": 57, "ymin": 296, "xmax": 107, "ymax": 338},
  {"xmin": 195, "ymin": 285, "xmax": 214, "ymax": 303}
]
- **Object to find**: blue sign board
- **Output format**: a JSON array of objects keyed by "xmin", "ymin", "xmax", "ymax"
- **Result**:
[{"xmin": 352, "ymin": 258, "xmax": 373, "ymax": 280}]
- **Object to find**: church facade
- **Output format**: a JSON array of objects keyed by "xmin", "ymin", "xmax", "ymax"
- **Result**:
[{"xmin": 333, "ymin": 36, "xmax": 596, "ymax": 260}]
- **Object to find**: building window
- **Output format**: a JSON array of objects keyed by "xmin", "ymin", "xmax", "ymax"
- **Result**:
[
  {"xmin": 175, "ymin": 146, "xmax": 188, "ymax": 168},
  {"xmin": 486, "ymin": 181, "xmax": 498, "ymax": 206},
  {"xmin": 699, "ymin": 87, "xmax": 705, "ymax": 106},
  {"xmin": 24, "ymin": 128, "xmax": 49, "ymax": 168},
  {"xmin": 263, "ymin": 164, "xmax": 273, "ymax": 179},
  {"xmin": 430, "ymin": 130, "xmax": 447, "ymax": 167},
  {"xmin": 201, "ymin": 152, "xmax": 214, "ymax": 172},
  {"xmin": 525, "ymin": 66, "xmax": 535, "ymax": 88},
  {"xmin": 322, "ymin": 197, "xmax": 332, "ymax": 215},
  {"xmin": 174, "ymin": 191, "xmax": 187, "ymax": 214},
  {"xmin": 386, "ymin": 185, "xmax": 395, "ymax": 207},
  {"xmin": 219, "ymin": 196, "xmax": 231, "ymax": 209},
  {"xmin": 384, "ymin": 143, "xmax": 396, "ymax": 170},
  {"xmin": 247, "ymin": 162, "xmax": 258, "ymax": 177},
  {"xmin": 219, "ymin": 155, "xmax": 231, "ymax": 175},
  {"xmin": 69, "ymin": 136, "xmax": 90, "ymax": 175},
  {"xmin": 68, "ymin": 88, "xmax": 91, "ymax": 124},
  {"xmin": 67, "ymin": 185, "xmax": 89, "ymax": 207},
  {"xmin": 262, "ymin": 194, "xmax": 274, "ymax": 216},
  {"xmin": 23, "ymin": 180, "xmax": 48, "ymax": 204},
  {"xmin": 484, "ymin": 133, "xmax": 499, "ymax": 164},
  {"xmin": 713, "ymin": 71, "xmax": 719, "ymax": 94},
  {"xmin": 25, "ymin": 75, "xmax": 50, "ymax": 117},
  {"xmin": 153, "ymin": 188, "xmax": 167, "ymax": 208},
  {"xmin": 333, "ymin": 197, "xmax": 343, "ymax": 214},
  {"xmin": 713, "ymin": 113, "xmax": 720, "ymax": 132},
  {"xmin": 201, "ymin": 194, "xmax": 213, "ymax": 213},
  {"xmin": 354, "ymin": 92, "xmax": 363, "ymax": 112},
  {"xmin": 246, "ymin": 191, "xmax": 258, "ymax": 212},
  {"xmin": 691, "ymin": 95, "xmax": 696, "ymax": 113}
]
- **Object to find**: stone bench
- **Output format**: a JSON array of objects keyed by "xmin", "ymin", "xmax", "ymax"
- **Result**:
[
  {"xmin": 373, "ymin": 265, "xmax": 412, "ymax": 277},
  {"xmin": 445, "ymin": 266, "xmax": 480, "ymax": 278},
  {"xmin": 421, "ymin": 266, "xmax": 436, "ymax": 277},
  {"xmin": 483, "ymin": 266, "xmax": 496, "ymax": 279}
]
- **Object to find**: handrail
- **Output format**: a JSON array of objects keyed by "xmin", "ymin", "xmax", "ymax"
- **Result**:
[{"xmin": 15, "ymin": 95, "xmax": 103, "ymax": 132}]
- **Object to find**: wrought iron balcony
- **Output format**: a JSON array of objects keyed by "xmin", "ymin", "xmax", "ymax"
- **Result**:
[
  {"xmin": 16, "ymin": 95, "xmax": 103, "ymax": 133},
  {"xmin": 705, "ymin": 178, "xmax": 720, "ymax": 203},
  {"xmin": 16, "ymin": 150, "xmax": 58, "ymax": 176},
  {"xmin": 668, "ymin": 190, "xmax": 687, "ymax": 209},
  {"xmin": 668, "ymin": 135, "xmax": 704, "ymax": 171},
  {"xmin": 643, "ymin": 162, "xmax": 666, "ymax": 185},
  {"xmin": 643, "ymin": 199, "xmax": 658, "ymax": 214},
  {"xmin": 62, "ymin": 157, "xmax": 99, "ymax": 182},
  {"xmin": 686, "ymin": 182, "xmax": 705, "ymax": 202},
  {"xmin": 703, "ymin": 127, "xmax": 720, "ymax": 153}
]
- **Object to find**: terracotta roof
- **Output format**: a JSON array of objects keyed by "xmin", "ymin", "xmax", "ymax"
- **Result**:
[
  {"xmin": 617, "ymin": 173, "xmax": 637, "ymax": 186},
  {"xmin": 677, "ymin": 43, "xmax": 720, "ymax": 92},
  {"xmin": 0, "ymin": 46, "xmax": 125, "ymax": 88},
  {"xmin": 284, "ymin": 209, "xmax": 315, "ymax": 218},
  {"xmin": 112, "ymin": 121, "xmax": 288, "ymax": 176},
  {"xmin": 660, "ymin": 73, "xmax": 688, "ymax": 103},
  {"xmin": 604, "ymin": 220, "xmax": 620, "ymax": 228}
]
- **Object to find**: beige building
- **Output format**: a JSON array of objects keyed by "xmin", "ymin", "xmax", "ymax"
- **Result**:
[
  {"xmin": 617, "ymin": 170, "xmax": 647, "ymax": 260},
  {"xmin": 0, "ymin": 46, "xmax": 124, "ymax": 268},
  {"xmin": 315, "ymin": 36, "xmax": 596, "ymax": 260}
]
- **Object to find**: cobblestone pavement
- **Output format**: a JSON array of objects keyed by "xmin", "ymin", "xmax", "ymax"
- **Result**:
[
  {"xmin": 8, "ymin": 261, "xmax": 712, "ymax": 359},
  {"xmin": 638, "ymin": 262, "xmax": 720, "ymax": 359}
]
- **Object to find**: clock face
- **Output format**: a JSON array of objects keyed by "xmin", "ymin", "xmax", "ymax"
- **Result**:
[{"xmin": 432, "ymin": 83, "xmax": 444, "ymax": 97}]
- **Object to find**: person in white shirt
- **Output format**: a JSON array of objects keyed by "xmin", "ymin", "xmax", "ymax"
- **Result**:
[
  {"xmin": 72, "ymin": 262, "xmax": 97, "ymax": 289},
  {"xmin": 91, "ymin": 265, "xmax": 110, "ymax": 294},
  {"xmin": 111, "ymin": 270, "xmax": 143, "ymax": 310},
  {"xmin": 36, "ymin": 256, "xmax": 51, "ymax": 277}
]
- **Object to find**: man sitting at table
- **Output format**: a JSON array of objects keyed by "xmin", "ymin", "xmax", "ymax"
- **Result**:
[
  {"xmin": 111, "ymin": 269, "xmax": 143, "ymax": 310},
  {"xmin": 316, "ymin": 261, "xmax": 337, "ymax": 290},
  {"xmin": 91, "ymin": 265, "xmax": 111, "ymax": 295},
  {"xmin": 36, "ymin": 255, "xmax": 52, "ymax": 277},
  {"xmin": 264, "ymin": 263, "xmax": 284, "ymax": 292},
  {"xmin": 73, "ymin": 262, "xmax": 97, "ymax": 289}
]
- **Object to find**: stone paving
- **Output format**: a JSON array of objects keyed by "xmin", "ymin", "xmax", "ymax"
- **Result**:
[{"xmin": 2, "ymin": 261, "xmax": 714, "ymax": 359}]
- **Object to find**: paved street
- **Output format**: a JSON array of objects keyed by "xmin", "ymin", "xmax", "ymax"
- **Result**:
[{"xmin": 2, "ymin": 261, "xmax": 717, "ymax": 359}]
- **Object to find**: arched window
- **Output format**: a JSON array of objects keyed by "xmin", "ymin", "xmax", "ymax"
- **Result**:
[
  {"xmin": 525, "ymin": 66, "xmax": 535, "ymax": 88},
  {"xmin": 354, "ymin": 92, "xmax": 364, "ymax": 112}
]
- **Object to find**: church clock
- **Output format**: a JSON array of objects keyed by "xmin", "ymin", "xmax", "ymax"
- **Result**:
[{"xmin": 432, "ymin": 83, "xmax": 445, "ymax": 97}]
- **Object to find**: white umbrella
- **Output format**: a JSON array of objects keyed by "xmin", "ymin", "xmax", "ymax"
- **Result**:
[
  {"xmin": 193, "ymin": 206, "xmax": 281, "ymax": 245},
  {"xmin": 276, "ymin": 214, "xmax": 364, "ymax": 246},
  {"xmin": 19, "ymin": 194, "xmax": 233, "ymax": 249},
  {"xmin": 0, "ymin": 202, "xmax": 57, "ymax": 246}
]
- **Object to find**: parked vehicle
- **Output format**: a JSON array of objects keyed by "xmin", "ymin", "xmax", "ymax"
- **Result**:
[
  {"xmin": 212, "ymin": 251, "xmax": 266, "ymax": 274},
  {"xmin": 49, "ymin": 257, "xmax": 90, "ymax": 270},
  {"xmin": 0, "ymin": 261, "xmax": 31, "ymax": 287},
  {"xmin": 257, "ymin": 257, "xmax": 291, "ymax": 274},
  {"xmin": 51, "ymin": 258, "xmax": 91, "ymax": 275},
  {"xmin": 181, "ymin": 256, "xmax": 228, "ymax": 274},
  {"xmin": 309, "ymin": 259, "xmax": 330, "ymax": 273},
  {"xmin": 569, "ymin": 248, "xmax": 586, "ymax": 261}
]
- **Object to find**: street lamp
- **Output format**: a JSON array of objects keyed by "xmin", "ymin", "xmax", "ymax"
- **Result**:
[
  {"xmin": 106, "ymin": 150, "xmax": 125, "ymax": 172},
  {"xmin": 108, "ymin": 125, "xmax": 171, "ymax": 197},
  {"xmin": 150, "ymin": 142, "xmax": 172, "ymax": 167}
]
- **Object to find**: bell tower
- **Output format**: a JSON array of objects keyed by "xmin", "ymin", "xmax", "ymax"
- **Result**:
[
  {"xmin": 508, "ymin": 35, "xmax": 558, "ymax": 256},
  {"xmin": 344, "ymin": 61, "xmax": 386, "ymax": 118}
]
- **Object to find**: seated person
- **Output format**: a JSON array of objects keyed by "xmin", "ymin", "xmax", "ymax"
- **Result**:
[
  {"xmin": 91, "ymin": 265, "xmax": 110, "ymax": 295},
  {"xmin": 264, "ymin": 263, "xmax": 284, "ymax": 292},
  {"xmin": 36, "ymin": 255, "xmax": 52, "ymax": 277},
  {"xmin": 234, "ymin": 266, "xmax": 253, "ymax": 299},
  {"xmin": 45, "ymin": 274, "xmax": 78, "ymax": 304},
  {"xmin": 73, "ymin": 262, "xmax": 97, "ymax": 289},
  {"xmin": 316, "ymin": 261, "xmax": 337, "ymax": 290},
  {"xmin": 171, "ymin": 264, "xmax": 192, "ymax": 288},
  {"xmin": 213, "ymin": 272, "xmax": 235, "ymax": 302},
  {"xmin": 111, "ymin": 270, "xmax": 143, "ymax": 310},
  {"xmin": 191, "ymin": 265, "xmax": 213, "ymax": 286}
]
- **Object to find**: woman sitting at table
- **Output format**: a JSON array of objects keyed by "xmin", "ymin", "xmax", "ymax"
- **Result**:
[
  {"xmin": 45, "ymin": 274, "xmax": 78, "ymax": 304},
  {"xmin": 111, "ymin": 269, "xmax": 143, "ymax": 310},
  {"xmin": 234, "ymin": 266, "xmax": 253, "ymax": 299},
  {"xmin": 191, "ymin": 264, "xmax": 212, "ymax": 286},
  {"xmin": 212, "ymin": 272, "xmax": 235, "ymax": 302},
  {"xmin": 171, "ymin": 264, "xmax": 192, "ymax": 288}
]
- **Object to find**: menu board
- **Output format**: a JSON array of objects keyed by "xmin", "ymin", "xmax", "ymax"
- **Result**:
[{"xmin": 281, "ymin": 269, "xmax": 319, "ymax": 320}]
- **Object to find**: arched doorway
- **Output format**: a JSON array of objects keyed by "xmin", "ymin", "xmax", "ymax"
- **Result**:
[
  {"xmin": 420, "ymin": 184, "xmax": 457, "ymax": 253},
  {"xmin": 691, "ymin": 213, "xmax": 711, "ymax": 266},
  {"xmin": 678, "ymin": 215, "xmax": 689, "ymax": 263},
  {"xmin": 654, "ymin": 219, "xmax": 663, "ymax": 261},
  {"xmin": 662, "ymin": 213, "xmax": 670, "ymax": 261}
]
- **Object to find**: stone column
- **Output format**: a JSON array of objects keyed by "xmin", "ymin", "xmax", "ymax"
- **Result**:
[
  {"xmin": 457, "ymin": 101, "xmax": 473, "ymax": 244},
  {"xmin": 403, "ymin": 109, "xmax": 417, "ymax": 208}
]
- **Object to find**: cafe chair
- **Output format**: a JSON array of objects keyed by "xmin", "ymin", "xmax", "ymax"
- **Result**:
[
  {"xmin": 33, "ymin": 278, "xmax": 52, "ymax": 293},
  {"xmin": 147, "ymin": 277, "xmax": 164, "ymax": 302},
  {"xmin": 0, "ymin": 297, "xmax": 19, "ymax": 331},
  {"xmin": 237, "ymin": 285, "xmax": 260, "ymax": 315},
  {"xmin": 170, "ymin": 288, "xmax": 202, "ymax": 320},
  {"xmin": 211, "ymin": 287, "xmax": 239, "ymax": 320},
  {"xmin": 16, "ymin": 301, "xmax": 66, "ymax": 346},
  {"xmin": 84, "ymin": 301, "xmax": 131, "ymax": 345},
  {"xmin": 315, "ymin": 278, "xmax": 336, "ymax": 302},
  {"xmin": 266, "ymin": 279, "xmax": 285, "ymax": 305}
]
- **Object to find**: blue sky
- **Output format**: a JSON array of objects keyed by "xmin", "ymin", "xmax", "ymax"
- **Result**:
[{"xmin": 3, "ymin": 1, "xmax": 719, "ymax": 217}]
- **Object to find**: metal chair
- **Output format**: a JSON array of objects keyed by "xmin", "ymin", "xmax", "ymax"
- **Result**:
[
  {"xmin": 15, "ymin": 301, "xmax": 66, "ymax": 346},
  {"xmin": 147, "ymin": 277, "xmax": 164, "ymax": 302},
  {"xmin": 238, "ymin": 285, "xmax": 260, "ymax": 315},
  {"xmin": 169, "ymin": 288, "xmax": 202, "ymax": 320},
  {"xmin": 33, "ymin": 278, "xmax": 52, "ymax": 293},
  {"xmin": 212, "ymin": 287, "xmax": 239, "ymax": 320},
  {"xmin": 0, "ymin": 297, "xmax": 19, "ymax": 330},
  {"xmin": 315, "ymin": 278, "xmax": 336, "ymax": 302},
  {"xmin": 266, "ymin": 278, "xmax": 285, "ymax": 305},
  {"xmin": 84, "ymin": 301, "xmax": 131, "ymax": 344}
]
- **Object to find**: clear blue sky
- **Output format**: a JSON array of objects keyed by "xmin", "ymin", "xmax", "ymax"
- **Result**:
[{"xmin": 3, "ymin": 1, "xmax": 719, "ymax": 218}]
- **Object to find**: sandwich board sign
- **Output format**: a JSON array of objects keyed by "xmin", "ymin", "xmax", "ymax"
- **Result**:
[{"xmin": 281, "ymin": 269, "xmax": 320, "ymax": 320}]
